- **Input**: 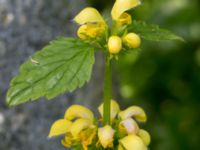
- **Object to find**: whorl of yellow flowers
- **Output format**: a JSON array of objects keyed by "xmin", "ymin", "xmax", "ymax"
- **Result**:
[
  {"xmin": 48, "ymin": 100, "xmax": 150, "ymax": 150},
  {"xmin": 74, "ymin": 0, "xmax": 142, "ymax": 55}
]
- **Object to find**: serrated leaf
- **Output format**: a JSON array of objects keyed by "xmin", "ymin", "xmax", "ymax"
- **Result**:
[
  {"xmin": 128, "ymin": 20, "xmax": 184, "ymax": 42},
  {"xmin": 6, "ymin": 37, "xmax": 94, "ymax": 106}
]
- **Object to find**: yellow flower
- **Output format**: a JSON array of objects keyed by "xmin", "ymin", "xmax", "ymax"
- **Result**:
[
  {"xmin": 48, "ymin": 105, "xmax": 97, "ymax": 149},
  {"xmin": 118, "ymin": 106, "xmax": 147, "ymax": 122},
  {"xmin": 123, "ymin": 32, "xmax": 141, "ymax": 48},
  {"xmin": 74, "ymin": 7, "xmax": 107, "ymax": 39},
  {"xmin": 74, "ymin": 7, "xmax": 105, "ymax": 25},
  {"xmin": 98, "ymin": 100, "xmax": 120, "ymax": 121},
  {"xmin": 111, "ymin": 0, "xmax": 141, "ymax": 20},
  {"xmin": 119, "ymin": 134, "xmax": 147, "ymax": 150},
  {"xmin": 98, "ymin": 125, "xmax": 115, "ymax": 148},
  {"xmin": 108, "ymin": 36, "xmax": 122, "ymax": 54},
  {"xmin": 138, "ymin": 129, "xmax": 151, "ymax": 146},
  {"xmin": 48, "ymin": 119, "xmax": 72, "ymax": 138},
  {"xmin": 64, "ymin": 105, "xmax": 94, "ymax": 122},
  {"xmin": 119, "ymin": 118, "xmax": 139, "ymax": 135}
]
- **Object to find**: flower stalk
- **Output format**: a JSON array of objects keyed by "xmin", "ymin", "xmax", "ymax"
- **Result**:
[{"xmin": 103, "ymin": 54, "xmax": 112, "ymax": 125}]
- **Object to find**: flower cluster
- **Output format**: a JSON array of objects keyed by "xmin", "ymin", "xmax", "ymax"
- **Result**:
[
  {"xmin": 49, "ymin": 100, "xmax": 150, "ymax": 150},
  {"xmin": 74, "ymin": 0, "xmax": 142, "ymax": 55}
]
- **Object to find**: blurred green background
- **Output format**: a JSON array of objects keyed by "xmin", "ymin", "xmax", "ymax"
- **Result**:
[{"xmin": 88, "ymin": 0, "xmax": 200, "ymax": 149}]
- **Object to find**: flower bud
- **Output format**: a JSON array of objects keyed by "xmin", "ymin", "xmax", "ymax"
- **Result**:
[
  {"xmin": 123, "ymin": 33, "xmax": 141, "ymax": 48},
  {"xmin": 108, "ymin": 36, "xmax": 122, "ymax": 54}
]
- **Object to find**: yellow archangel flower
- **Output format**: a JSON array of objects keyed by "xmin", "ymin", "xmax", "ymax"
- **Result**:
[
  {"xmin": 49, "ymin": 105, "xmax": 96, "ymax": 149},
  {"xmin": 74, "ymin": 7, "xmax": 107, "ymax": 39}
]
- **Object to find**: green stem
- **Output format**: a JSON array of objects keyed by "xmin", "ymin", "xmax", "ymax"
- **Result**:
[{"xmin": 103, "ymin": 54, "xmax": 112, "ymax": 125}]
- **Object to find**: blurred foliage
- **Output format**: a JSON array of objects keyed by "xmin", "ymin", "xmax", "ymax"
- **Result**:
[{"xmin": 88, "ymin": 0, "xmax": 200, "ymax": 150}]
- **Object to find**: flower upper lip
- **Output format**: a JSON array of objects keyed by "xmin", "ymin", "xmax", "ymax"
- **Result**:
[
  {"xmin": 111, "ymin": 0, "xmax": 141, "ymax": 20},
  {"xmin": 73, "ymin": 7, "xmax": 106, "ymax": 25},
  {"xmin": 73, "ymin": 0, "xmax": 141, "ymax": 25}
]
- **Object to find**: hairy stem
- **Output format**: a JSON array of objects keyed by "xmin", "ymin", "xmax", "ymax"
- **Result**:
[{"xmin": 103, "ymin": 54, "xmax": 112, "ymax": 125}]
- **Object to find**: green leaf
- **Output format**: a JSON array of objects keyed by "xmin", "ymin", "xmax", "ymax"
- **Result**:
[
  {"xmin": 128, "ymin": 20, "xmax": 184, "ymax": 42},
  {"xmin": 6, "ymin": 37, "xmax": 95, "ymax": 106}
]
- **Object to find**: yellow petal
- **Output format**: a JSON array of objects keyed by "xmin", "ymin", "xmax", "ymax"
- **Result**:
[
  {"xmin": 48, "ymin": 119, "xmax": 72, "ymax": 138},
  {"xmin": 119, "ymin": 118, "xmax": 139, "ymax": 135},
  {"xmin": 77, "ymin": 22, "xmax": 106, "ymax": 39},
  {"xmin": 98, "ymin": 125, "xmax": 115, "ymax": 148},
  {"xmin": 119, "ymin": 134, "xmax": 147, "ymax": 150},
  {"xmin": 98, "ymin": 100, "xmax": 120, "ymax": 120},
  {"xmin": 74, "ymin": 7, "xmax": 105, "ymax": 25},
  {"xmin": 138, "ymin": 129, "xmax": 151, "ymax": 146},
  {"xmin": 61, "ymin": 133, "xmax": 74, "ymax": 148},
  {"xmin": 118, "ymin": 106, "xmax": 147, "ymax": 122},
  {"xmin": 123, "ymin": 32, "xmax": 141, "ymax": 48},
  {"xmin": 77, "ymin": 24, "xmax": 88, "ymax": 39},
  {"xmin": 118, "ymin": 144, "xmax": 125, "ymax": 150},
  {"xmin": 111, "ymin": 0, "xmax": 141, "ymax": 20},
  {"xmin": 64, "ymin": 105, "xmax": 94, "ymax": 122},
  {"xmin": 108, "ymin": 36, "xmax": 122, "ymax": 54},
  {"xmin": 82, "ymin": 144, "xmax": 88, "ymax": 150},
  {"xmin": 70, "ymin": 118, "xmax": 93, "ymax": 139},
  {"xmin": 80, "ymin": 127, "xmax": 97, "ymax": 148}
]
